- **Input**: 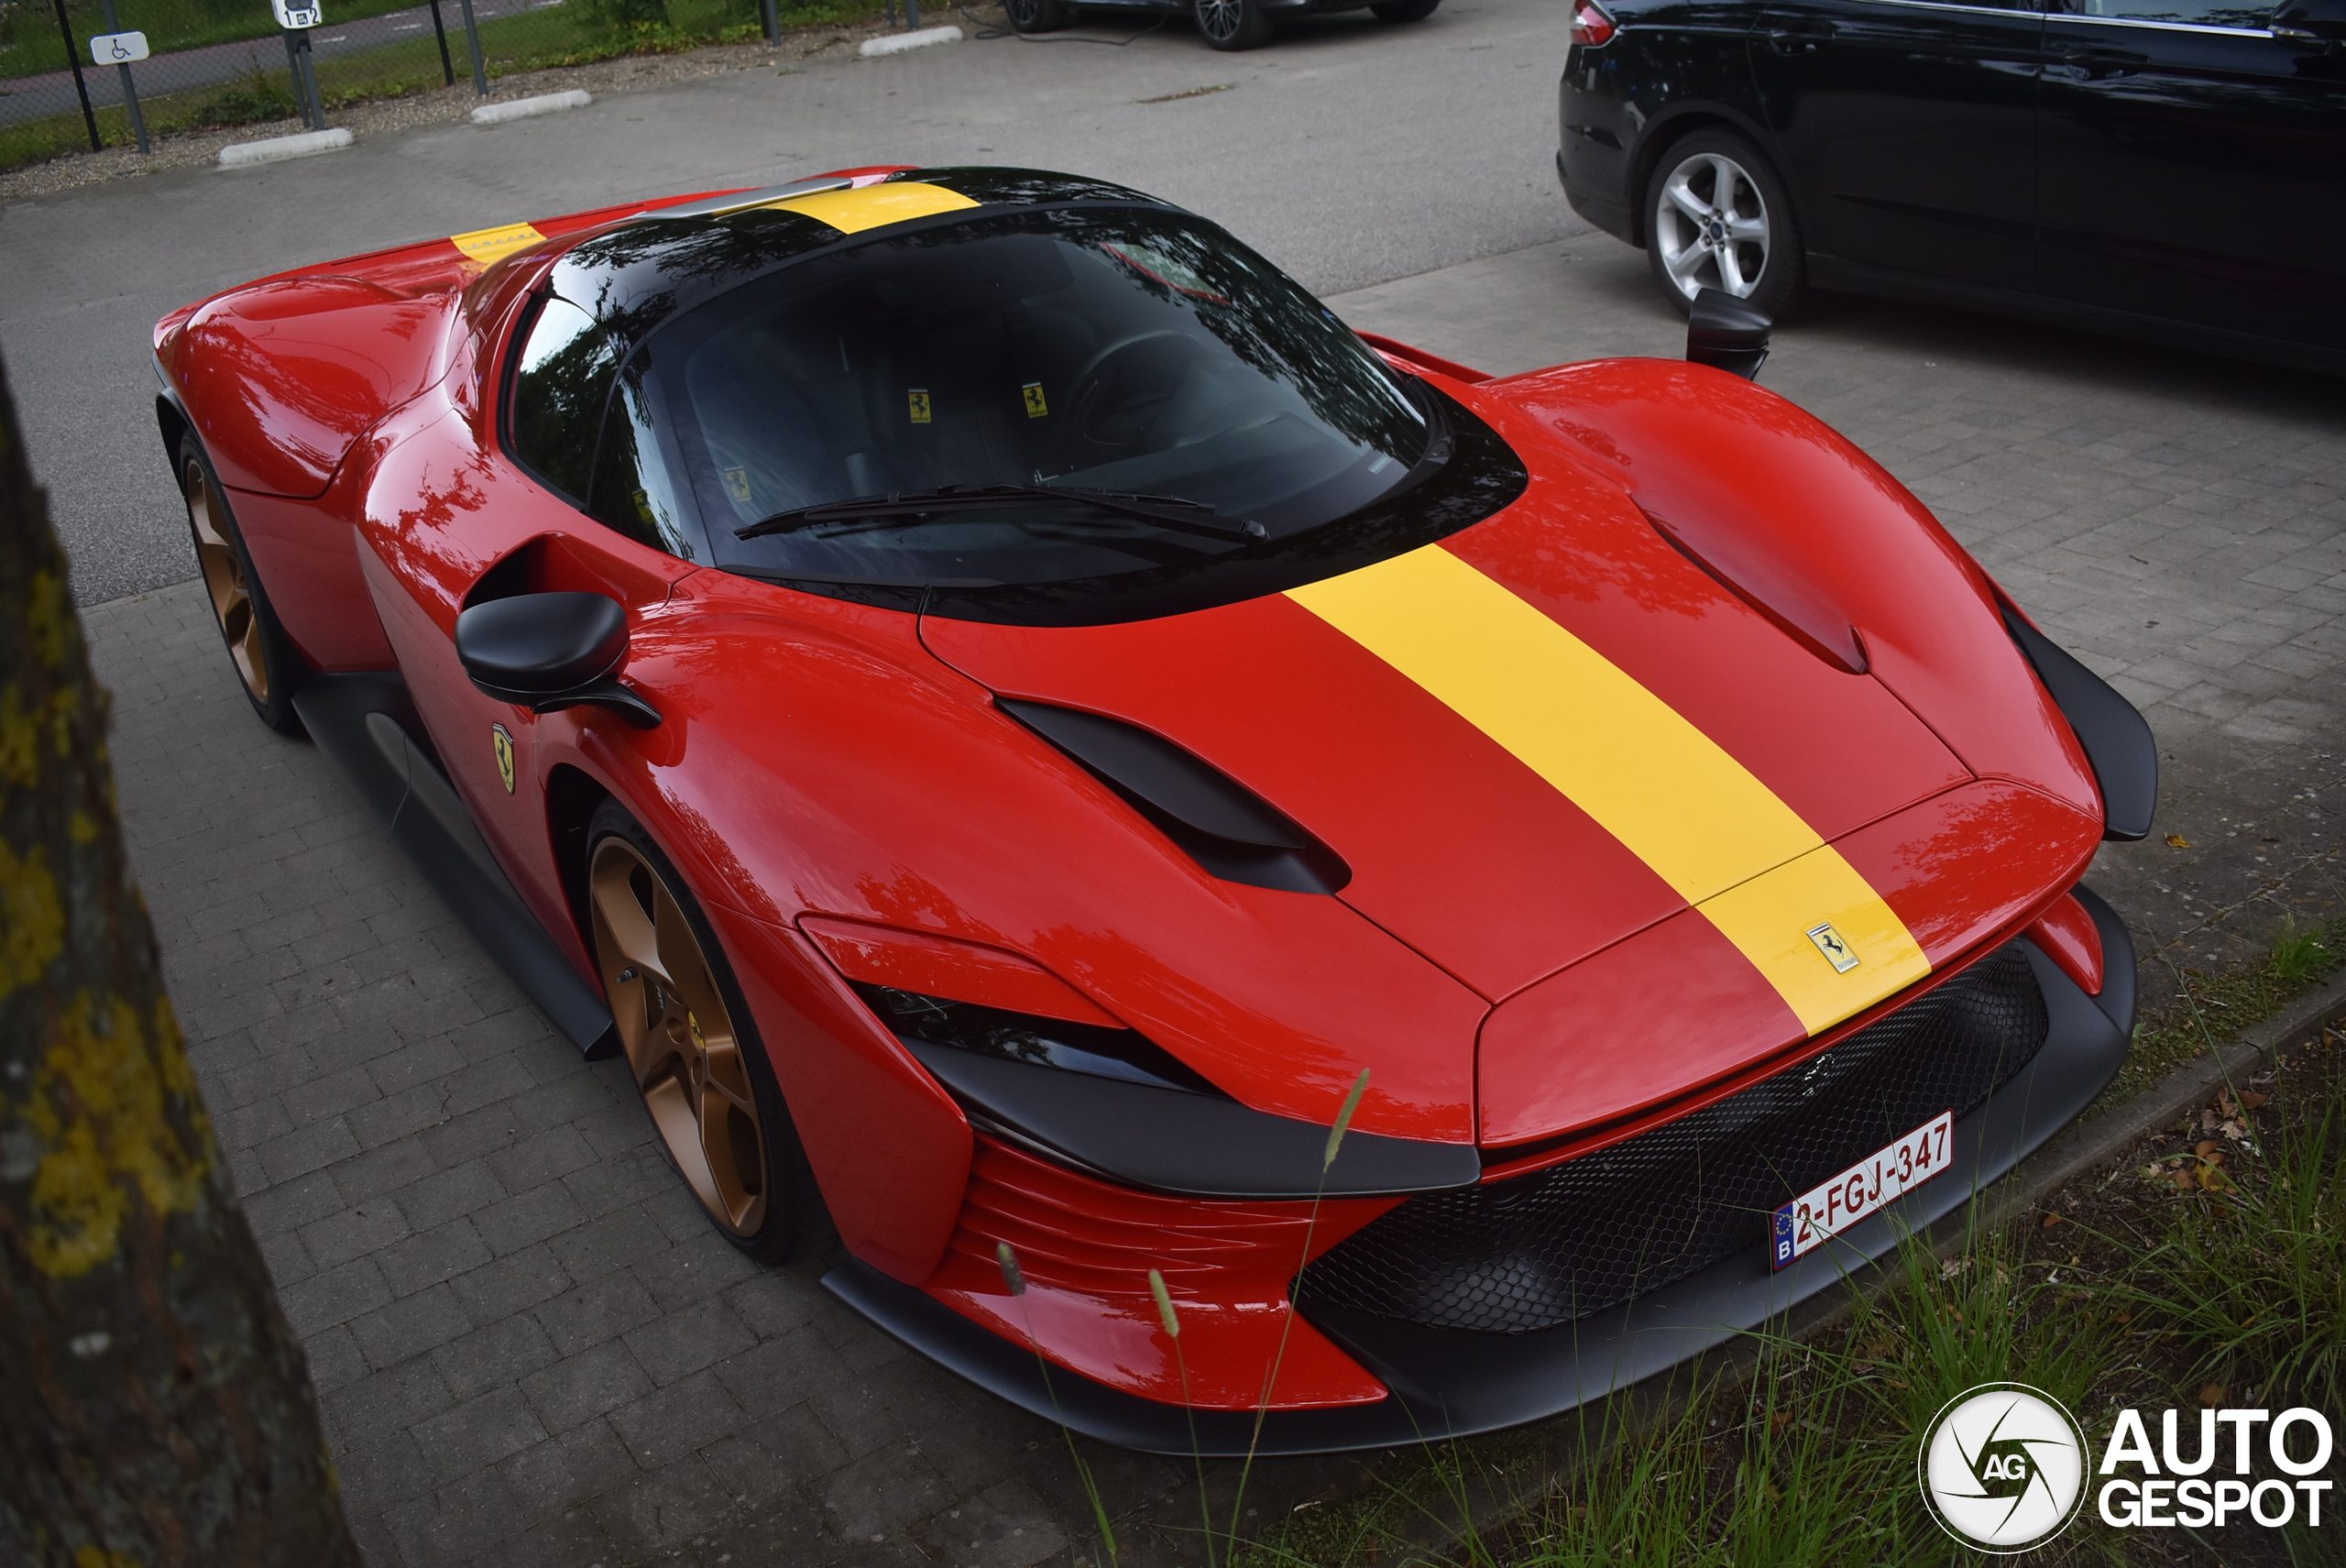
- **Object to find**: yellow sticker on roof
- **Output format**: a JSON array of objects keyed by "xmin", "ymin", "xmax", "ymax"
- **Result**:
[
  {"xmin": 450, "ymin": 222, "xmax": 548, "ymax": 266},
  {"xmin": 771, "ymin": 181, "xmax": 979, "ymax": 235},
  {"xmin": 1286, "ymin": 543, "xmax": 1929, "ymax": 1036}
]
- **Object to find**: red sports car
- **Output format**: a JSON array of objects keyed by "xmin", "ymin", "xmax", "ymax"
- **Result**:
[{"xmin": 154, "ymin": 166, "xmax": 2154, "ymax": 1453}]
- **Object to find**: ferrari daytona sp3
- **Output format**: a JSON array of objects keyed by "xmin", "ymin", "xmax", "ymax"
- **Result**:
[{"xmin": 152, "ymin": 165, "xmax": 2155, "ymax": 1453}]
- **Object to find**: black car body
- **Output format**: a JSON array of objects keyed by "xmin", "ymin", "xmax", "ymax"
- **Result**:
[{"xmin": 1556, "ymin": 0, "xmax": 2346, "ymax": 374}]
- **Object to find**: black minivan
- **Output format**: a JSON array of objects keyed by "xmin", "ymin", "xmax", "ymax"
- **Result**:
[{"xmin": 1556, "ymin": 0, "xmax": 2346, "ymax": 373}]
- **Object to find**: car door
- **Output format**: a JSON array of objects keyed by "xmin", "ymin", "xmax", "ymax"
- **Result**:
[
  {"xmin": 1748, "ymin": 0, "xmax": 2047, "ymax": 289},
  {"xmin": 356, "ymin": 288, "xmax": 701, "ymax": 945},
  {"xmin": 2035, "ymin": 0, "xmax": 2346, "ymax": 356}
]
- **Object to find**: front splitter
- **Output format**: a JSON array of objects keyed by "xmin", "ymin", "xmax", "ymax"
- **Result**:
[{"xmin": 825, "ymin": 891, "xmax": 2134, "ymax": 1455}]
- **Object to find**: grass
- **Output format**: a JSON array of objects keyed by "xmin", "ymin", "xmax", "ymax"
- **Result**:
[
  {"xmin": 2098, "ymin": 915, "xmax": 2343, "ymax": 1113},
  {"xmin": 1206, "ymin": 921, "xmax": 2346, "ymax": 1568}
]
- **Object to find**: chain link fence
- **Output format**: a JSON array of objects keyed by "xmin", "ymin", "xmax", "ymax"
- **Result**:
[{"xmin": 2, "ymin": 0, "xmax": 783, "ymax": 170}]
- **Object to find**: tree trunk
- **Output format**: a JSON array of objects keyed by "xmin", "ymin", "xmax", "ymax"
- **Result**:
[{"xmin": 0, "ymin": 349, "xmax": 360, "ymax": 1566}]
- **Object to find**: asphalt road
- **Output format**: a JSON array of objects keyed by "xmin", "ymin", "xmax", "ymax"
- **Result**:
[{"xmin": 0, "ymin": 0, "xmax": 1582, "ymax": 606}]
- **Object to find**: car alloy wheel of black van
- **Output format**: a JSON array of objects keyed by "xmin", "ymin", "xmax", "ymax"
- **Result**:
[
  {"xmin": 1645, "ymin": 130, "xmax": 1804, "ymax": 319},
  {"xmin": 1196, "ymin": 0, "xmax": 1274, "ymax": 49}
]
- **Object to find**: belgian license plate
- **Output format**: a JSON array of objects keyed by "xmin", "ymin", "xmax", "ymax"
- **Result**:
[{"xmin": 1770, "ymin": 1110, "xmax": 1953, "ymax": 1270}]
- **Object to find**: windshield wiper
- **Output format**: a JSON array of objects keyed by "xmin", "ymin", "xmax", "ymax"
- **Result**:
[{"xmin": 734, "ymin": 483, "xmax": 1266, "ymax": 543}]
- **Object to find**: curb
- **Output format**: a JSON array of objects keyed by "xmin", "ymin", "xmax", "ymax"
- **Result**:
[
  {"xmin": 470, "ymin": 89, "xmax": 592, "ymax": 125},
  {"xmin": 859, "ymin": 24, "xmax": 962, "ymax": 55},
  {"xmin": 217, "ymin": 127, "xmax": 351, "ymax": 168},
  {"xmin": 1369, "ymin": 970, "xmax": 2346, "ymax": 1568}
]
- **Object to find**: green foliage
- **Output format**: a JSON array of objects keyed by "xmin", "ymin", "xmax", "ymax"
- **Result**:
[
  {"xmin": 578, "ymin": 0, "xmax": 672, "ymax": 34},
  {"xmin": 2099, "ymin": 915, "xmax": 2346, "ymax": 1113},
  {"xmin": 191, "ymin": 68, "xmax": 296, "ymax": 127},
  {"xmin": 2108, "ymin": 1091, "xmax": 2346, "ymax": 1414},
  {"xmin": 2271, "ymin": 922, "xmax": 2335, "ymax": 987}
]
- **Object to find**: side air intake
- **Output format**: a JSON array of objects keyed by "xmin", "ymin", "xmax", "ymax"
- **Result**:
[{"xmin": 998, "ymin": 698, "xmax": 1352, "ymax": 895}]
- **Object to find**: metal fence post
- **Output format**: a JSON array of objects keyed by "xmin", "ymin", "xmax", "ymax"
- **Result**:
[
  {"xmin": 429, "ymin": 0, "xmax": 455, "ymax": 85},
  {"xmin": 300, "ymin": 29, "xmax": 325, "ymax": 126},
  {"xmin": 51, "ymin": 0, "xmax": 102, "ymax": 152},
  {"xmin": 455, "ymin": 0, "xmax": 488, "ymax": 95},
  {"xmin": 905, "ymin": 0, "xmax": 919, "ymax": 26},
  {"xmin": 760, "ymin": 0, "xmax": 778, "ymax": 43},
  {"xmin": 97, "ymin": 0, "xmax": 149, "ymax": 152}
]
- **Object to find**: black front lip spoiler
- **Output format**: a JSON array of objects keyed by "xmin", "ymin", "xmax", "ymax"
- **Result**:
[{"xmin": 824, "ymin": 889, "xmax": 2135, "ymax": 1456}]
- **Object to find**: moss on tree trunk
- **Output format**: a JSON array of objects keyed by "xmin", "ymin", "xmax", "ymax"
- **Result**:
[{"xmin": 0, "ymin": 349, "xmax": 359, "ymax": 1567}]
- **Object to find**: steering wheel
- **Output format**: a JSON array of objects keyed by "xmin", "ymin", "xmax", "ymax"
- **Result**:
[{"xmin": 1068, "ymin": 330, "xmax": 1202, "ymax": 450}]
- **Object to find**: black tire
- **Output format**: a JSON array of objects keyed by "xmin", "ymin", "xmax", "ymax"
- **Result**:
[
  {"xmin": 1003, "ymin": 0, "xmax": 1071, "ymax": 31},
  {"xmin": 179, "ymin": 432, "xmax": 306, "ymax": 734},
  {"xmin": 1195, "ymin": 0, "xmax": 1273, "ymax": 49},
  {"xmin": 1371, "ymin": 0, "xmax": 1439, "ymax": 20},
  {"xmin": 584, "ymin": 797, "xmax": 821, "ymax": 1265},
  {"xmin": 1642, "ymin": 128, "xmax": 1805, "ymax": 321}
]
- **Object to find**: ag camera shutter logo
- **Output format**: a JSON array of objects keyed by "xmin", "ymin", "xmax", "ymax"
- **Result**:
[{"xmin": 1919, "ymin": 1383, "xmax": 2088, "ymax": 1552}]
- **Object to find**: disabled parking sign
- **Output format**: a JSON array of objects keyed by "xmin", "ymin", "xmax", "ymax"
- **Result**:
[
  {"xmin": 90, "ymin": 29, "xmax": 149, "ymax": 61},
  {"xmin": 271, "ymin": 0, "xmax": 323, "ymax": 26}
]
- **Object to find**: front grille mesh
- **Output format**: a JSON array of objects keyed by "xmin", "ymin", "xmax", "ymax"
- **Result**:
[{"xmin": 1296, "ymin": 948, "xmax": 2048, "ymax": 1333}]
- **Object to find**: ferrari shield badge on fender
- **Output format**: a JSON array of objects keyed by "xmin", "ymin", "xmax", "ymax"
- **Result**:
[
  {"xmin": 491, "ymin": 724, "xmax": 517, "ymax": 795},
  {"xmin": 1807, "ymin": 922, "xmax": 1860, "ymax": 972}
]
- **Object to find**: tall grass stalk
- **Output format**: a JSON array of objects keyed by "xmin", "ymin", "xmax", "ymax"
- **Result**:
[
  {"xmin": 997, "ymin": 1242, "xmax": 1121, "ymax": 1566},
  {"xmin": 1220, "ymin": 1069, "xmax": 1373, "ymax": 1556},
  {"xmin": 1150, "ymin": 1267, "xmax": 1218, "ymax": 1568}
]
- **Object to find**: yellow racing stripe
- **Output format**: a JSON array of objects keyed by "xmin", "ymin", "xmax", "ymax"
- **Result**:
[
  {"xmin": 449, "ymin": 222, "xmax": 548, "ymax": 266},
  {"xmin": 1285, "ymin": 543, "xmax": 1928, "ymax": 1034},
  {"xmin": 771, "ymin": 181, "xmax": 980, "ymax": 235}
]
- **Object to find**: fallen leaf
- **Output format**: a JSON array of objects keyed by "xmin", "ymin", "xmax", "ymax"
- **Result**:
[
  {"xmin": 2042, "ymin": 1212, "xmax": 2065, "ymax": 1228},
  {"xmin": 1771, "ymin": 1409, "xmax": 1795, "ymax": 1431},
  {"xmin": 2200, "ymin": 1384, "xmax": 2230, "ymax": 1407},
  {"xmin": 2167, "ymin": 834, "xmax": 2192, "ymax": 848},
  {"xmin": 2197, "ymin": 1139, "xmax": 2220, "ymax": 1157},
  {"xmin": 2198, "ymin": 1164, "xmax": 2233, "ymax": 1191},
  {"xmin": 2240, "ymin": 1091, "xmax": 2268, "ymax": 1111}
]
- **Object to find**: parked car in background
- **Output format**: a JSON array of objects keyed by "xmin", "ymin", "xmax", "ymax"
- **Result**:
[
  {"xmin": 1007, "ymin": 0, "xmax": 1438, "ymax": 49},
  {"xmin": 1556, "ymin": 0, "xmax": 2346, "ymax": 374}
]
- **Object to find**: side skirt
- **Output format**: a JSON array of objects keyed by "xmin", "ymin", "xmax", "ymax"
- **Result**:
[
  {"xmin": 823, "ymin": 890, "xmax": 2134, "ymax": 1456},
  {"xmin": 293, "ymin": 672, "xmax": 617, "ymax": 1058}
]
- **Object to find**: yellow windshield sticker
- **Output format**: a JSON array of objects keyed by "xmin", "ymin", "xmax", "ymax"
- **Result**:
[
  {"xmin": 772, "ymin": 181, "xmax": 980, "ymax": 235},
  {"xmin": 1022, "ymin": 382, "xmax": 1048, "ymax": 419},
  {"xmin": 1285, "ymin": 543, "xmax": 1928, "ymax": 1035},
  {"xmin": 450, "ymin": 222, "xmax": 548, "ymax": 266}
]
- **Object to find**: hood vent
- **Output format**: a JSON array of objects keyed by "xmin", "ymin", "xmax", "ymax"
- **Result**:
[{"xmin": 999, "ymin": 698, "xmax": 1352, "ymax": 895}]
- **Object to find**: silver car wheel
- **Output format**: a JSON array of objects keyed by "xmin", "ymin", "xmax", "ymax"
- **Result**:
[{"xmin": 1653, "ymin": 151, "xmax": 1771, "ymax": 302}]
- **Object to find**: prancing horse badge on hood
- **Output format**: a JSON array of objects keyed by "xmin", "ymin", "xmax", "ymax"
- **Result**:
[{"xmin": 1807, "ymin": 922, "xmax": 1860, "ymax": 972}]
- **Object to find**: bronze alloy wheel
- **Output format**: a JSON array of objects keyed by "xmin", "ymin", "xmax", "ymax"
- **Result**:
[
  {"xmin": 589, "ymin": 833, "xmax": 773, "ymax": 1239},
  {"xmin": 179, "ymin": 434, "xmax": 303, "ymax": 732},
  {"xmin": 186, "ymin": 454, "xmax": 268, "ymax": 703}
]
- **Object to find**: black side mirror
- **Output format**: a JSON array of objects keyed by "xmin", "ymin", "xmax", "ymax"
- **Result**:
[
  {"xmin": 1687, "ymin": 289, "xmax": 1772, "ymax": 380},
  {"xmin": 455, "ymin": 591, "xmax": 661, "ymax": 728},
  {"xmin": 2272, "ymin": 0, "xmax": 2346, "ymax": 42}
]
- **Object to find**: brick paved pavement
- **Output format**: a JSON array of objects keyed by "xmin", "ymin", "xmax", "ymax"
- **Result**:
[{"xmin": 80, "ymin": 236, "xmax": 2346, "ymax": 1567}]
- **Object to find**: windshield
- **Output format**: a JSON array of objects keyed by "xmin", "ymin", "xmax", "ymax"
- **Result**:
[{"xmin": 641, "ymin": 208, "xmax": 1445, "ymax": 592}]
